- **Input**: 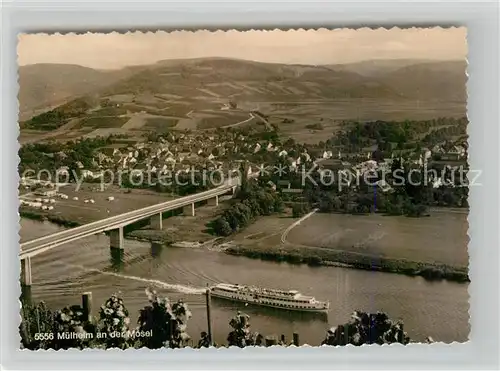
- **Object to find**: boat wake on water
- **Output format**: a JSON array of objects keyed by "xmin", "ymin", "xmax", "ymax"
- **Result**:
[{"xmin": 64, "ymin": 263, "xmax": 206, "ymax": 295}]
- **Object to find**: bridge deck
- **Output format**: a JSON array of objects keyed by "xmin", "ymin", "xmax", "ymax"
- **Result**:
[{"xmin": 20, "ymin": 184, "xmax": 237, "ymax": 259}]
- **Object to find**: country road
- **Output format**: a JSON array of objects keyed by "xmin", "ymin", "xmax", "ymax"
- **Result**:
[
  {"xmin": 280, "ymin": 208, "xmax": 319, "ymax": 244},
  {"xmin": 220, "ymin": 113, "xmax": 255, "ymax": 129},
  {"xmin": 250, "ymin": 111, "xmax": 273, "ymax": 130}
]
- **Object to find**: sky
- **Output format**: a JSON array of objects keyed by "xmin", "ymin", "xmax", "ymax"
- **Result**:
[{"xmin": 18, "ymin": 27, "xmax": 467, "ymax": 70}]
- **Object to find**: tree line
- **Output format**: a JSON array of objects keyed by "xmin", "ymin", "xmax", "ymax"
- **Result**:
[
  {"xmin": 256, "ymin": 156, "xmax": 468, "ymax": 218},
  {"xmin": 303, "ymin": 167, "xmax": 468, "ymax": 217},
  {"xmin": 211, "ymin": 185, "xmax": 284, "ymax": 237},
  {"xmin": 311, "ymin": 117, "xmax": 468, "ymax": 153},
  {"xmin": 23, "ymin": 97, "xmax": 95, "ymax": 131}
]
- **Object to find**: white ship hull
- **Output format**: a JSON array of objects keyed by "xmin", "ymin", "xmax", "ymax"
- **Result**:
[{"xmin": 210, "ymin": 283, "xmax": 329, "ymax": 313}]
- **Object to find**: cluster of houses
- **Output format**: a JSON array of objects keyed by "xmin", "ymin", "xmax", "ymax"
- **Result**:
[
  {"xmin": 57, "ymin": 133, "xmax": 229, "ymax": 180},
  {"xmin": 37, "ymin": 128, "xmax": 467, "ymax": 196},
  {"xmin": 53, "ymin": 131, "xmax": 295, "ymax": 181},
  {"xmin": 431, "ymin": 143, "xmax": 467, "ymax": 161},
  {"xmin": 271, "ymin": 140, "xmax": 468, "ymax": 193}
]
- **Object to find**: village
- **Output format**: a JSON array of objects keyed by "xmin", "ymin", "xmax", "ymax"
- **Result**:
[{"xmin": 19, "ymin": 120, "xmax": 469, "ymax": 220}]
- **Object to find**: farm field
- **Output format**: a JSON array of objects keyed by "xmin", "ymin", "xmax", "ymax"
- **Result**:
[
  {"xmin": 223, "ymin": 207, "xmax": 468, "ymax": 268},
  {"xmin": 286, "ymin": 211, "xmax": 469, "ymax": 267}
]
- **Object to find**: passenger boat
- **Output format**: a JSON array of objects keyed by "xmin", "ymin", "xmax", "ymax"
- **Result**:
[{"xmin": 209, "ymin": 283, "xmax": 329, "ymax": 312}]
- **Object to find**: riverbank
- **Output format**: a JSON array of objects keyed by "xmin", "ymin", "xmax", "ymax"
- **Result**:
[
  {"xmin": 20, "ymin": 209, "xmax": 82, "ymax": 228},
  {"xmin": 225, "ymin": 244, "xmax": 469, "ymax": 283},
  {"xmin": 222, "ymin": 209, "xmax": 469, "ymax": 284},
  {"xmin": 20, "ymin": 204, "xmax": 469, "ymax": 283}
]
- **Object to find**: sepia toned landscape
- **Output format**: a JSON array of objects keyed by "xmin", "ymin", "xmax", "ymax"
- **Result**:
[
  {"xmin": 18, "ymin": 58, "xmax": 466, "ymax": 142},
  {"xmin": 18, "ymin": 28, "xmax": 469, "ymax": 350}
]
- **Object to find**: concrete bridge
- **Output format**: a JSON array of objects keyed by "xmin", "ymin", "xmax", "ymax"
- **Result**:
[{"xmin": 19, "ymin": 182, "xmax": 238, "ymax": 290}]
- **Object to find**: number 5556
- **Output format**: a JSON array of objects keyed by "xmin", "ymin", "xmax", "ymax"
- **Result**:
[{"xmin": 34, "ymin": 333, "xmax": 54, "ymax": 341}]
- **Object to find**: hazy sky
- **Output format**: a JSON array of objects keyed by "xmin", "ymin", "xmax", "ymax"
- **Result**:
[{"xmin": 18, "ymin": 28, "xmax": 467, "ymax": 69}]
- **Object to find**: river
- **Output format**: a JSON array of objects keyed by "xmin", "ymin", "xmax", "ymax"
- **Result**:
[{"xmin": 20, "ymin": 218, "xmax": 469, "ymax": 346}]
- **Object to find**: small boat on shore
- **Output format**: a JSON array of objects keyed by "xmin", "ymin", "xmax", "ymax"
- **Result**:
[{"xmin": 210, "ymin": 283, "xmax": 329, "ymax": 313}]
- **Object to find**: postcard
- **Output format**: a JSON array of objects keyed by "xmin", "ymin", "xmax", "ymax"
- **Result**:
[{"xmin": 17, "ymin": 28, "xmax": 469, "ymax": 350}]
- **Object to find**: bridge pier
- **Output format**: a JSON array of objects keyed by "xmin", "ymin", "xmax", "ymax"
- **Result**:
[
  {"xmin": 20, "ymin": 257, "xmax": 33, "ymax": 304},
  {"xmin": 20, "ymin": 257, "xmax": 32, "ymax": 287},
  {"xmin": 151, "ymin": 241, "xmax": 163, "ymax": 258},
  {"xmin": 150, "ymin": 213, "xmax": 163, "ymax": 230},
  {"xmin": 109, "ymin": 246, "xmax": 124, "ymax": 270},
  {"xmin": 109, "ymin": 227, "xmax": 124, "ymax": 250},
  {"xmin": 183, "ymin": 203, "xmax": 195, "ymax": 216},
  {"xmin": 21, "ymin": 284, "xmax": 32, "ymax": 305},
  {"xmin": 207, "ymin": 195, "xmax": 219, "ymax": 207}
]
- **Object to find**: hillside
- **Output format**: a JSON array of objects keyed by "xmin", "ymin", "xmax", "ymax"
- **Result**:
[
  {"xmin": 328, "ymin": 59, "xmax": 434, "ymax": 77},
  {"xmin": 18, "ymin": 58, "xmax": 467, "ymax": 142},
  {"xmin": 376, "ymin": 61, "xmax": 467, "ymax": 101},
  {"xmin": 101, "ymin": 57, "xmax": 401, "ymax": 100},
  {"xmin": 18, "ymin": 64, "xmax": 140, "ymax": 120}
]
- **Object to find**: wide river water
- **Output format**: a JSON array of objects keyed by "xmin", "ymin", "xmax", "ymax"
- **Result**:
[{"xmin": 20, "ymin": 218, "xmax": 469, "ymax": 345}]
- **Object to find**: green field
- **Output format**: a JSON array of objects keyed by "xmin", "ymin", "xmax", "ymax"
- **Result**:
[
  {"xmin": 197, "ymin": 116, "xmax": 241, "ymax": 129},
  {"xmin": 287, "ymin": 211, "xmax": 469, "ymax": 267},
  {"xmin": 89, "ymin": 106, "xmax": 128, "ymax": 117},
  {"xmin": 79, "ymin": 116, "xmax": 129, "ymax": 128},
  {"xmin": 144, "ymin": 117, "xmax": 179, "ymax": 132}
]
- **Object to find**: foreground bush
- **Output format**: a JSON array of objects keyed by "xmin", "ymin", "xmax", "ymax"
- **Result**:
[
  {"xmin": 20, "ymin": 292, "xmax": 412, "ymax": 349},
  {"xmin": 321, "ymin": 311, "xmax": 410, "ymax": 346},
  {"xmin": 226, "ymin": 311, "xmax": 262, "ymax": 347},
  {"xmin": 97, "ymin": 294, "xmax": 131, "ymax": 349},
  {"xmin": 137, "ymin": 288, "xmax": 192, "ymax": 349}
]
